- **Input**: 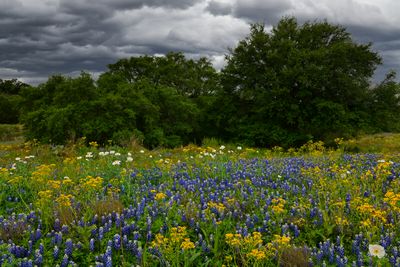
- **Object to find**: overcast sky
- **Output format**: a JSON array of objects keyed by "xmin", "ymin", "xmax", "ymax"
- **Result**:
[{"xmin": 1, "ymin": 0, "xmax": 399, "ymax": 85}]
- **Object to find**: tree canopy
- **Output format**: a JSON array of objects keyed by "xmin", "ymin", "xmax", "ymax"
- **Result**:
[
  {"xmin": 217, "ymin": 17, "xmax": 385, "ymax": 147},
  {"xmin": 0, "ymin": 79, "xmax": 29, "ymax": 124}
]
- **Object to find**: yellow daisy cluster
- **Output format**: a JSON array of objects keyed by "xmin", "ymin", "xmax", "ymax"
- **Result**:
[
  {"xmin": 301, "ymin": 166, "xmax": 322, "ymax": 177},
  {"xmin": 361, "ymin": 169, "xmax": 374, "ymax": 180},
  {"xmin": 207, "ymin": 201, "xmax": 226, "ymax": 213},
  {"xmin": 375, "ymin": 161, "xmax": 393, "ymax": 176},
  {"xmin": 384, "ymin": 191, "xmax": 400, "ymax": 212},
  {"xmin": 225, "ymin": 232, "xmax": 265, "ymax": 249},
  {"xmin": 170, "ymin": 226, "xmax": 189, "ymax": 243},
  {"xmin": 7, "ymin": 175, "xmax": 23, "ymax": 185},
  {"xmin": 335, "ymin": 216, "xmax": 349, "ymax": 226},
  {"xmin": 56, "ymin": 194, "xmax": 73, "ymax": 207},
  {"xmin": 62, "ymin": 177, "xmax": 74, "ymax": 186},
  {"xmin": 80, "ymin": 175, "xmax": 103, "ymax": 190},
  {"xmin": 271, "ymin": 197, "xmax": 286, "ymax": 214},
  {"xmin": 247, "ymin": 249, "xmax": 267, "ymax": 260},
  {"xmin": 48, "ymin": 180, "xmax": 61, "ymax": 190},
  {"xmin": 271, "ymin": 235, "xmax": 291, "ymax": 250},
  {"xmin": 63, "ymin": 157, "xmax": 76, "ymax": 164},
  {"xmin": 152, "ymin": 233, "xmax": 169, "ymax": 247},
  {"xmin": 225, "ymin": 232, "xmax": 274, "ymax": 263},
  {"xmin": 38, "ymin": 190, "xmax": 53, "ymax": 200},
  {"xmin": 357, "ymin": 203, "xmax": 387, "ymax": 224},
  {"xmin": 31, "ymin": 164, "xmax": 56, "ymax": 183},
  {"xmin": 225, "ymin": 197, "xmax": 236, "ymax": 206},
  {"xmin": 151, "ymin": 226, "xmax": 195, "ymax": 259},
  {"xmin": 155, "ymin": 192, "xmax": 167, "ymax": 201},
  {"xmin": 89, "ymin": 141, "xmax": 99, "ymax": 147},
  {"xmin": 180, "ymin": 238, "xmax": 195, "ymax": 250},
  {"xmin": 225, "ymin": 233, "xmax": 243, "ymax": 247}
]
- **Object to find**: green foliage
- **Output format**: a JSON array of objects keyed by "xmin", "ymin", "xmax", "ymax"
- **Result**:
[
  {"xmin": 368, "ymin": 71, "xmax": 400, "ymax": 132},
  {"xmin": 0, "ymin": 124, "xmax": 23, "ymax": 142},
  {"xmin": 341, "ymin": 133, "xmax": 400, "ymax": 153},
  {"xmin": 218, "ymin": 17, "xmax": 383, "ymax": 147},
  {"xmin": 13, "ymin": 17, "xmax": 400, "ymax": 148},
  {"xmin": 108, "ymin": 52, "xmax": 219, "ymax": 97},
  {"xmin": 0, "ymin": 79, "xmax": 28, "ymax": 124}
]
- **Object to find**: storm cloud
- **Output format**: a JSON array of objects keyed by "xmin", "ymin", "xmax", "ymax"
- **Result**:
[{"xmin": 0, "ymin": 0, "xmax": 399, "ymax": 85}]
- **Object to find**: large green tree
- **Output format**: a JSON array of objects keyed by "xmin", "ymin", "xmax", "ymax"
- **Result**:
[
  {"xmin": 107, "ymin": 52, "xmax": 219, "ymax": 97},
  {"xmin": 368, "ymin": 71, "xmax": 400, "ymax": 132},
  {"xmin": 0, "ymin": 79, "xmax": 29, "ymax": 124},
  {"xmin": 218, "ymin": 17, "xmax": 382, "ymax": 147}
]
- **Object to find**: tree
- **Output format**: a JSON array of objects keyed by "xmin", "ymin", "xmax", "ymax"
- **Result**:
[
  {"xmin": 218, "ymin": 17, "xmax": 382, "ymax": 147},
  {"xmin": 0, "ymin": 79, "xmax": 29, "ymax": 124},
  {"xmin": 368, "ymin": 71, "xmax": 400, "ymax": 132},
  {"xmin": 102, "ymin": 53, "xmax": 219, "ymax": 146},
  {"xmin": 107, "ymin": 52, "xmax": 219, "ymax": 97}
]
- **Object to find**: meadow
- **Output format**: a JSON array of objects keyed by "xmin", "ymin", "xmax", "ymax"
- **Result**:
[{"xmin": 1, "ymin": 139, "xmax": 400, "ymax": 266}]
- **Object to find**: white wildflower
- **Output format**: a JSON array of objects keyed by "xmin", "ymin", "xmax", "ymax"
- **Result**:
[{"xmin": 369, "ymin": 244, "xmax": 385, "ymax": 258}]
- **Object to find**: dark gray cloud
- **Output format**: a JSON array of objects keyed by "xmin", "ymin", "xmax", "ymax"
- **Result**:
[
  {"xmin": 0, "ymin": 0, "xmax": 399, "ymax": 85},
  {"xmin": 206, "ymin": 1, "xmax": 232, "ymax": 16},
  {"xmin": 234, "ymin": 0, "xmax": 293, "ymax": 23}
]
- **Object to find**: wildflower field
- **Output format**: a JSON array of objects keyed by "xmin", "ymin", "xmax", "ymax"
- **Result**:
[{"xmin": 1, "ymin": 140, "xmax": 400, "ymax": 266}]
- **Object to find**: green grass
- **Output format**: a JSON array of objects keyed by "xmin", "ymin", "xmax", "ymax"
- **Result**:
[
  {"xmin": 341, "ymin": 133, "xmax": 400, "ymax": 153},
  {"xmin": 0, "ymin": 124, "xmax": 24, "ymax": 144}
]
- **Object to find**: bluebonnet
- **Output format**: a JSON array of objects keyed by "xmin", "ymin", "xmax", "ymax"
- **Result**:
[
  {"xmin": 113, "ymin": 234, "xmax": 121, "ymax": 250},
  {"xmin": 54, "ymin": 218, "xmax": 61, "ymax": 231},
  {"xmin": 90, "ymin": 238, "xmax": 95, "ymax": 252},
  {"xmin": 61, "ymin": 254, "xmax": 69, "ymax": 267},
  {"xmin": 53, "ymin": 245, "xmax": 59, "ymax": 259},
  {"xmin": 65, "ymin": 238, "xmax": 73, "ymax": 257},
  {"xmin": 34, "ymin": 249, "xmax": 43, "ymax": 266}
]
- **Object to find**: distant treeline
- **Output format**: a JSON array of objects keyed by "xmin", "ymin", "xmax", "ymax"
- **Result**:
[{"xmin": 1, "ymin": 17, "xmax": 400, "ymax": 148}]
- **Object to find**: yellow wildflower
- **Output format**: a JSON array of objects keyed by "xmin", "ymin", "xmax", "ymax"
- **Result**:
[
  {"xmin": 273, "ymin": 235, "xmax": 291, "ymax": 248},
  {"xmin": 81, "ymin": 176, "xmax": 103, "ymax": 190},
  {"xmin": 248, "ymin": 249, "xmax": 267, "ymax": 260},
  {"xmin": 335, "ymin": 216, "xmax": 349, "ymax": 226},
  {"xmin": 38, "ymin": 190, "xmax": 53, "ymax": 200},
  {"xmin": 7, "ymin": 175, "xmax": 23, "ymax": 184},
  {"xmin": 208, "ymin": 201, "xmax": 226, "ymax": 213},
  {"xmin": 62, "ymin": 177, "xmax": 74, "ymax": 186},
  {"xmin": 225, "ymin": 233, "xmax": 242, "ymax": 247},
  {"xmin": 89, "ymin": 141, "xmax": 98, "ymax": 147},
  {"xmin": 180, "ymin": 238, "xmax": 195, "ymax": 250},
  {"xmin": 155, "ymin": 192, "xmax": 167, "ymax": 201},
  {"xmin": 48, "ymin": 180, "xmax": 61, "ymax": 189},
  {"xmin": 244, "ymin": 232, "xmax": 263, "ymax": 247},
  {"xmin": 56, "ymin": 194, "xmax": 73, "ymax": 207},
  {"xmin": 151, "ymin": 233, "xmax": 169, "ymax": 248},
  {"xmin": 360, "ymin": 219, "xmax": 372, "ymax": 227},
  {"xmin": 225, "ymin": 255, "xmax": 233, "ymax": 262}
]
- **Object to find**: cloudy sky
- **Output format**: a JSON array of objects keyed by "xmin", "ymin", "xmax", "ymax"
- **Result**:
[{"xmin": 1, "ymin": 0, "xmax": 399, "ymax": 85}]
